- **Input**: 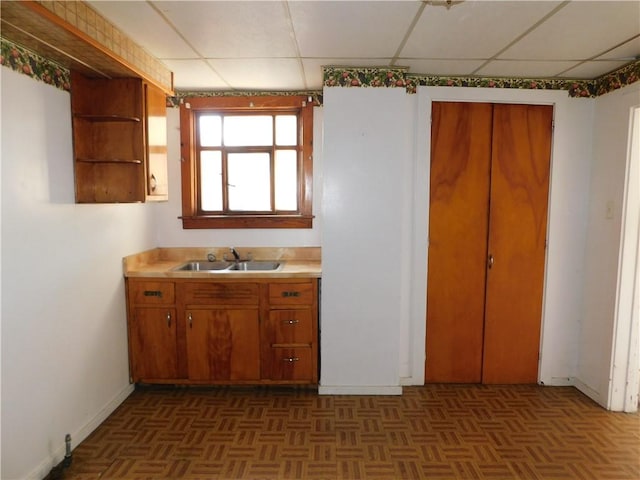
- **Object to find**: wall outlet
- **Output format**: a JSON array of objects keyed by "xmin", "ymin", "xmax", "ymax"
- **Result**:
[{"xmin": 606, "ymin": 200, "xmax": 614, "ymax": 219}]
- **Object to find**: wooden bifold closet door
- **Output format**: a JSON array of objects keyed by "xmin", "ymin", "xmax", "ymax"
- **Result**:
[{"xmin": 425, "ymin": 101, "xmax": 553, "ymax": 384}]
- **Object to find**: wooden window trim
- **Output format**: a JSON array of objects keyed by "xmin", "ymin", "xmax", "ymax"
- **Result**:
[{"xmin": 179, "ymin": 95, "xmax": 314, "ymax": 229}]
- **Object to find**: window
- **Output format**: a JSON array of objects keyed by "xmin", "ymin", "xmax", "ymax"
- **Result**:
[{"xmin": 179, "ymin": 96, "xmax": 314, "ymax": 228}]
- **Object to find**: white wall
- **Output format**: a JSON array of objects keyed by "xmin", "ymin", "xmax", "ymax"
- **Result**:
[
  {"xmin": 154, "ymin": 107, "xmax": 323, "ymax": 248},
  {"xmin": 320, "ymin": 88, "xmax": 413, "ymax": 394},
  {"xmin": 579, "ymin": 84, "xmax": 640, "ymax": 409},
  {"xmin": 1, "ymin": 69, "xmax": 157, "ymax": 480},
  {"xmin": 321, "ymin": 85, "xmax": 597, "ymax": 391}
]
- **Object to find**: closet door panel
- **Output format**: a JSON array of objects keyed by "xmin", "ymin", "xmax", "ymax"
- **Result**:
[
  {"xmin": 482, "ymin": 104, "xmax": 553, "ymax": 384},
  {"xmin": 425, "ymin": 102, "xmax": 493, "ymax": 382}
]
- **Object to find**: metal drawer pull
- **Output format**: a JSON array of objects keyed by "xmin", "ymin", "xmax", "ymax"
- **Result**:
[
  {"xmin": 284, "ymin": 319, "xmax": 299, "ymax": 325},
  {"xmin": 281, "ymin": 291, "xmax": 300, "ymax": 298},
  {"xmin": 166, "ymin": 312, "xmax": 171, "ymax": 327},
  {"xmin": 143, "ymin": 290, "xmax": 162, "ymax": 297},
  {"xmin": 283, "ymin": 357, "xmax": 300, "ymax": 363},
  {"xmin": 188, "ymin": 313, "xmax": 193, "ymax": 328}
]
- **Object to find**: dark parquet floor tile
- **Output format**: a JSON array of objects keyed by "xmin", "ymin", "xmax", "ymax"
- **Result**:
[{"xmin": 54, "ymin": 385, "xmax": 639, "ymax": 480}]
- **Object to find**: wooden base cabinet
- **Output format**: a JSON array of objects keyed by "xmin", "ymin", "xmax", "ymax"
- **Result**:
[{"xmin": 126, "ymin": 278, "xmax": 319, "ymax": 385}]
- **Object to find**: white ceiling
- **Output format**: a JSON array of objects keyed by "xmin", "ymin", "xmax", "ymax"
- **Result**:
[{"xmin": 87, "ymin": 0, "xmax": 640, "ymax": 91}]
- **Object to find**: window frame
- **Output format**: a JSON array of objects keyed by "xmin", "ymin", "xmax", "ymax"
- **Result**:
[{"xmin": 179, "ymin": 95, "xmax": 314, "ymax": 229}]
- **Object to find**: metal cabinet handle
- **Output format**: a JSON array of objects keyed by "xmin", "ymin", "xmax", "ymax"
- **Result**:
[
  {"xmin": 283, "ymin": 357, "xmax": 300, "ymax": 363},
  {"xmin": 281, "ymin": 291, "xmax": 300, "ymax": 298},
  {"xmin": 488, "ymin": 254, "xmax": 494, "ymax": 269},
  {"xmin": 166, "ymin": 311, "xmax": 171, "ymax": 327},
  {"xmin": 188, "ymin": 312, "xmax": 193, "ymax": 328},
  {"xmin": 284, "ymin": 319, "xmax": 299, "ymax": 325}
]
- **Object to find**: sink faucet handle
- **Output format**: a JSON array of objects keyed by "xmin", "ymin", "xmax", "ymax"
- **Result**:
[
  {"xmin": 207, "ymin": 252, "xmax": 216, "ymax": 262},
  {"xmin": 230, "ymin": 247, "xmax": 241, "ymax": 261}
]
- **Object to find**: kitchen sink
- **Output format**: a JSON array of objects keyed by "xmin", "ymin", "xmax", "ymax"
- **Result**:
[
  {"xmin": 173, "ymin": 261, "xmax": 232, "ymax": 271},
  {"xmin": 227, "ymin": 261, "xmax": 281, "ymax": 271},
  {"xmin": 173, "ymin": 260, "xmax": 282, "ymax": 272}
]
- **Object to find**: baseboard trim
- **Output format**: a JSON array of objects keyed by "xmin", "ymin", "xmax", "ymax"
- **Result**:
[
  {"xmin": 538, "ymin": 376, "xmax": 574, "ymax": 387},
  {"xmin": 318, "ymin": 385, "xmax": 403, "ymax": 395},
  {"xmin": 573, "ymin": 377, "xmax": 607, "ymax": 409},
  {"xmin": 26, "ymin": 383, "xmax": 134, "ymax": 480}
]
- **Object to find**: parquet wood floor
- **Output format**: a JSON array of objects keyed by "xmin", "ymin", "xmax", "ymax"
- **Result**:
[{"xmin": 56, "ymin": 385, "xmax": 639, "ymax": 480}]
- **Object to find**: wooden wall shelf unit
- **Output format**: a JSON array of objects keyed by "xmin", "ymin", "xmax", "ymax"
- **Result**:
[{"xmin": 71, "ymin": 71, "xmax": 168, "ymax": 203}]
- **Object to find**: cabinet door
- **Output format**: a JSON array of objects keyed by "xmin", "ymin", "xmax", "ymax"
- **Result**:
[
  {"xmin": 144, "ymin": 82, "xmax": 168, "ymax": 201},
  {"xmin": 129, "ymin": 280, "xmax": 175, "ymax": 305},
  {"xmin": 261, "ymin": 309, "xmax": 315, "ymax": 381},
  {"xmin": 264, "ymin": 347, "xmax": 313, "ymax": 381},
  {"xmin": 129, "ymin": 307, "xmax": 177, "ymax": 380},
  {"xmin": 269, "ymin": 282, "xmax": 315, "ymax": 305},
  {"xmin": 264, "ymin": 309, "xmax": 313, "ymax": 345},
  {"xmin": 186, "ymin": 309, "xmax": 260, "ymax": 381}
]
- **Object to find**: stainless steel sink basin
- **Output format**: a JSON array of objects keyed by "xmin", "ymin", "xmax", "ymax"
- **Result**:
[
  {"xmin": 173, "ymin": 261, "xmax": 232, "ymax": 271},
  {"xmin": 227, "ymin": 261, "xmax": 281, "ymax": 271},
  {"xmin": 172, "ymin": 260, "xmax": 282, "ymax": 272}
]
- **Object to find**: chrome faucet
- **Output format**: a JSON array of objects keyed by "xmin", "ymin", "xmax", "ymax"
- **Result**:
[{"xmin": 230, "ymin": 247, "xmax": 241, "ymax": 261}]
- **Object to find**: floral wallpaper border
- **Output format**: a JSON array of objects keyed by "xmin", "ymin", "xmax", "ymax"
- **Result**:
[
  {"xmin": 595, "ymin": 61, "xmax": 640, "ymax": 96},
  {"xmin": 323, "ymin": 62, "xmax": 640, "ymax": 98},
  {"xmin": 2, "ymin": 36, "xmax": 638, "ymax": 100},
  {"xmin": 1, "ymin": 37, "xmax": 70, "ymax": 91}
]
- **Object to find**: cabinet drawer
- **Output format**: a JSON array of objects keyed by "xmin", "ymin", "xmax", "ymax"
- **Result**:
[
  {"xmin": 265, "ymin": 310, "xmax": 313, "ymax": 345},
  {"xmin": 183, "ymin": 282, "xmax": 259, "ymax": 305},
  {"xmin": 129, "ymin": 281, "xmax": 175, "ymax": 305},
  {"xmin": 269, "ymin": 282, "xmax": 314, "ymax": 305},
  {"xmin": 264, "ymin": 347, "xmax": 313, "ymax": 381}
]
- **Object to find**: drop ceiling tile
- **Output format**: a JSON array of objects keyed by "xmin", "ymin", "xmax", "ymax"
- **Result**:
[
  {"xmin": 87, "ymin": 1, "xmax": 194, "ymax": 58},
  {"xmin": 560, "ymin": 60, "xmax": 633, "ymax": 79},
  {"xmin": 289, "ymin": 1, "xmax": 420, "ymax": 58},
  {"xmin": 475, "ymin": 60, "xmax": 581, "ymax": 78},
  {"xmin": 208, "ymin": 58, "xmax": 306, "ymax": 90},
  {"xmin": 400, "ymin": 59, "xmax": 487, "ymax": 76},
  {"xmin": 162, "ymin": 59, "xmax": 229, "ymax": 90},
  {"xmin": 156, "ymin": 1, "xmax": 297, "ymax": 58},
  {"xmin": 302, "ymin": 58, "xmax": 395, "ymax": 89},
  {"xmin": 402, "ymin": 1, "xmax": 563, "ymax": 59},
  {"xmin": 500, "ymin": 1, "xmax": 640, "ymax": 60},
  {"xmin": 597, "ymin": 36, "xmax": 640, "ymax": 61}
]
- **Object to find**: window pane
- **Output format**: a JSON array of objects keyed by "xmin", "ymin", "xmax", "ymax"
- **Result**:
[
  {"xmin": 200, "ymin": 151, "xmax": 222, "ymax": 211},
  {"xmin": 275, "ymin": 150, "xmax": 298, "ymax": 211},
  {"xmin": 224, "ymin": 116, "xmax": 272, "ymax": 146},
  {"xmin": 199, "ymin": 115, "xmax": 222, "ymax": 147},
  {"xmin": 228, "ymin": 153, "xmax": 271, "ymax": 211},
  {"xmin": 275, "ymin": 115, "xmax": 297, "ymax": 146}
]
